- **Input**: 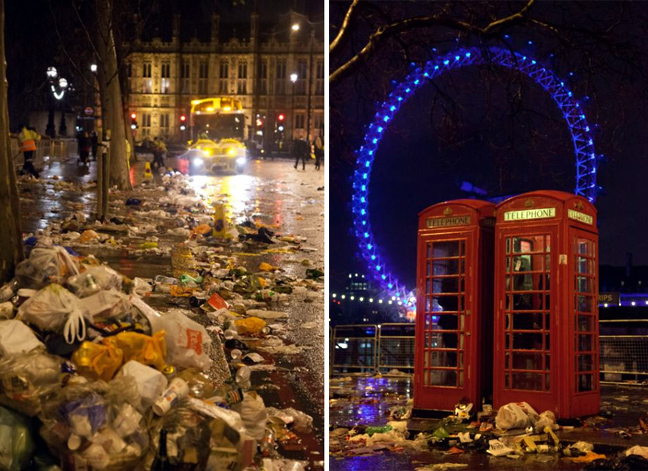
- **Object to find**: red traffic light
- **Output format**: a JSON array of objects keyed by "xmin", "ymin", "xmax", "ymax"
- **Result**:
[
  {"xmin": 130, "ymin": 113, "xmax": 137, "ymax": 120},
  {"xmin": 180, "ymin": 115, "xmax": 186, "ymax": 122},
  {"xmin": 277, "ymin": 114, "xmax": 285, "ymax": 121}
]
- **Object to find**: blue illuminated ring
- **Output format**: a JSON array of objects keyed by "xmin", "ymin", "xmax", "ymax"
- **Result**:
[{"xmin": 352, "ymin": 46, "xmax": 599, "ymax": 306}]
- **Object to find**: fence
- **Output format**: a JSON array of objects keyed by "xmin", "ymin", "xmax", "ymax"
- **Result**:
[
  {"xmin": 10, "ymin": 137, "xmax": 77, "ymax": 167},
  {"xmin": 331, "ymin": 323, "xmax": 415, "ymax": 375},
  {"xmin": 332, "ymin": 320, "xmax": 648, "ymax": 382}
]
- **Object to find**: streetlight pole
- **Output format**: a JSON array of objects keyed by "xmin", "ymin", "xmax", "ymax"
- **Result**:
[
  {"xmin": 306, "ymin": 28, "xmax": 313, "ymax": 146},
  {"xmin": 290, "ymin": 73, "xmax": 298, "ymax": 143}
]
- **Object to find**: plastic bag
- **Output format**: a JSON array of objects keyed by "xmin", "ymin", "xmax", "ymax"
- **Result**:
[
  {"xmin": 495, "ymin": 402, "xmax": 538, "ymax": 431},
  {"xmin": 0, "ymin": 406, "xmax": 35, "ymax": 471},
  {"xmin": 15, "ymin": 247, "xmax": 80, "ymax": 289},
  {"xmin": 118, "ymin": 361, "xmax": 168, "ymax": 409},
  {"xmin": 78, "ymin": 289, "xmax": 131, "ymax": 321},
  {"xmin": 83, "ymin": 266, "xmax": 122, "ymax": 292},
  {"xmin": 17, "ymin": 284, "xmax": 83, "ymax": 332},
  {"xmin": 0, "ymin": 319, "xmax": 44, "ymax": 356},
  {"xmin": 231, "ymin": 392, "xmax": 267, "ymax": 440},
  {"xmin": 0, "ymin": 352, "xmax": 63, "ymax": 416},
  {"xmin": 234, "ymin": 317, "xmax": 266, "ymax": 336},
  {"xmin": 72, "ymin": 341, "xmax": 124, "ymax": 382},
  {"xmin": 105, "ymin": 331, "xmax": 166, "ymax": 371},
  {"xmin": 266, "ymin": 407, "xmax": 313, "ymax": 432},
  {"xmin": 131, "ymin": 278, "xmax": 151, "ymax": 297},
  {"xmin": 160, "ymin": 310, "xmax": 211, "ymax": 370},
  {"xmin": 130, "ymin": 295, "xmax": 163, "ymax": 334}
]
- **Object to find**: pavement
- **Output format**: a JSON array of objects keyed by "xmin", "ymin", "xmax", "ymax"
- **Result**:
[
  {"xmin": 330, "ymin": 375, "xmax": 648, "ymax": 470},
  {"xmin": 17, "ymin": 153, "xmax": 325, "ymax": 468}
]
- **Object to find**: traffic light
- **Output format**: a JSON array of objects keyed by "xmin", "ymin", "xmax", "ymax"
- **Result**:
[
  {"xmin": 180, "ymin": 114, "xmax": 186, "ymax": 131},
  {"xmin": 130, "ymin": 112, "xmax": 137, "ymax": 130},
  {"xmin": 277, "ymin": 113, "xmax": 285, "ymax": 132},
  {"xmin": 277, "ymin": 113, "xmax": 285, "ymax": 122}
]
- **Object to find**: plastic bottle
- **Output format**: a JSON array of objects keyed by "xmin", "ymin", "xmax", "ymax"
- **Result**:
[
  {"xmin": 365, "ymin": 425, "xmax": 393, "ymax": 436},
  {"xmin": 151, "ymin": 429, "xmax": 170, "ymax": 471},
  {"xmin": 261, "ymin": 427, "xmax": 276, "ymax": 457},
  {"xmin": 181, "ymin": 274, "xmax": 204, "ymax": 285},
  {"xmin": 235, "ymin": 365, "xmax": 251, "ymax": 390},
  {"xmin": 153, "ymin": 275, "xmax": 179, "ymax": 285},
  {"xmin": 0, "ymin": 279, "xmax": 20, "ymax": 303}
]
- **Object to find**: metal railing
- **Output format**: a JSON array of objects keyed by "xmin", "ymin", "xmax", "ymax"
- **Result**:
[
  {"xmin": 10, "ymin": 137, "xmax": 77, "ymax": 167},
  {"xmin": 331, "ymin": 320, "xmax": 648, "ymax": 382},
  {"xmin": 331, "ymin": 323, "xmax": 415, "ymax": 375}
]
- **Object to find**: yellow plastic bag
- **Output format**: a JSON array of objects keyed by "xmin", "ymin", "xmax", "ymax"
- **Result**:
[
  {"xmin": 105, "ymin": 331, "xmax": 166, "ymax": 371},
  {"xmin": 259, "ymin": 262, "xmax": 280, "ymax": 272},
  {"xmin": 234, "ymin": 317, "xmax": 267, "ymax": 336},
  {"xmin": 72, "ymin": 341, "xmax": 124, "ymax": 382}
]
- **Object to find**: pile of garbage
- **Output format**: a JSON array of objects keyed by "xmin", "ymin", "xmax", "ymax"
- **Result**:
[
  {"xmin": 0, "ymin": 239, "xmax": 318, "ymax": 469},
  {"xmin": 330, "ymin": 376, "xmax": 648, "ymax": 470}
]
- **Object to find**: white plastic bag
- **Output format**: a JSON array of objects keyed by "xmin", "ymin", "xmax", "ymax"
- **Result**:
[
  {"xmin": 495, "ymin": 402, "xmax": 538, "ymax": 431},
  {"xmin": 160, "ymin": 310, "xmax": 211, "ymax": 370},
  {"xmin": 0, "ymin": 320, "xmax": 44, "ymax": 356},
  {"xmin": 231, "ymin": 392, "xmax": 267, "ymax": 441},
  {"xmin": 130, "ymin": 295, "xmax": 163, "ymax": 333},
  {"xmin": 79, "ymin": 289, "xmax": 131, "ymax": 321},
  {"xmin": 17, "ymin": 284, "xmax": 83, "ymax": 331},
  {"xmin": 132, "ymin": 278, "xmax": 152, "ymax": 297},
  {"xmin": 118, "ymin": 361, "xmax": 168, "ymax": 409},
  {"xmin": 83, "ymin": 266, "xmax": 122, "ymax": 292},
  {"xmin": 15, "ymin": 247, "xmax": 80, "ymax": 288}
]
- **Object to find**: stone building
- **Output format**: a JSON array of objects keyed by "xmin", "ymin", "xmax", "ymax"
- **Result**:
[{"xmin": 125, "ymin": 10, "xmax": 324, "ymax": 147}]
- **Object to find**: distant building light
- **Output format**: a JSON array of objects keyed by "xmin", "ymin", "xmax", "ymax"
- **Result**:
[
  {"xmin": 350, "ymin": 296, "xmax": 355, "ymax": 300},
  {"xmin": 603, "ymin": 303, "xmax": 608, "ymax": 308},
  {"xmin": 369, "ymin": 298, "xmax": 373, "ymax": 302},
  {"xmin": 341, "ymin": 295, "xmax": 345, "ymax": 299},
  {"xmin": 632, "ymin": 301, "xmax": 636, "ymax": 306},
  {"xmin": 359, "ymin": 297, "xmax": 364, "ymax": 301},
  {"xmin": 379, "ymin": 299, "xmax": 383, "ymax": 303}
]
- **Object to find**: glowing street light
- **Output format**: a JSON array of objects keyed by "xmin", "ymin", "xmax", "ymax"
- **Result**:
[
  {"xmin": 291, "ymin": 23, "xmax": 300, "ymax": 31},
  {"xmin": 90, "ymin": 64, "xmax": 98, "ymax": 73},
  {"xmin": 290, "ymin": 73, "xmax": 298, "ymax": 83}
]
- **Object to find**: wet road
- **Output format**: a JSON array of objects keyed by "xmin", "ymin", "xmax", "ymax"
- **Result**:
[{"xmin": 18, "ymin": 153, "xmax": 325, "ymax": 466}]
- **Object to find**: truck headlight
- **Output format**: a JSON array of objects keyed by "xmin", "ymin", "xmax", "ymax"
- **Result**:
[
  {"xmin": 226, "ymin": 148, "xmax": 236, "ymax": 156},
  {"xmin": 236, "ymin": 157, "xmax": 246, "ymax": 165},
  {"xmin": 193, "ymin": 157, "xmax": 204, "ymax": 166}
]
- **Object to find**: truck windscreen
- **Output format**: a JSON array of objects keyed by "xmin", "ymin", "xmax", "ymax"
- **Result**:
[{"xmin": 194, "ymin": 113, "xmax": 245, "ymax": 140}]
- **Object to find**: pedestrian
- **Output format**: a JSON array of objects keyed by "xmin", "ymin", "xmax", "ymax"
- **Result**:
[
  {"xmin": 18, "ymin": 124, "xmax": 40, "ymax": 178},
  {"xmin": 313, "ymin": 135, "xmax": 323, "ymax": 171},
  {"xmin": 152, "ymin": 137, "xmax": 167, "ymax": 169},
  {"xmin": 293, "ymin": 138, "xmax": 308, "ymax": 171},
  {"xmin": 77, "ymin": 132, "xmax": 91, "ymax": 165},
  {"xmin": 90, "ymin": 131, "xmax": 98, "ymax": 161}
]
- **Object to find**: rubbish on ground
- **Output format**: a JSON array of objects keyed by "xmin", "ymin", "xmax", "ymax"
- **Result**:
[
  {"xmin": 495, "ymin": 402, "xmax": 538, "ymax": 431},
  {"xmin": 487, "ymin": 439, "xmax": 515, "ymax": 456},
  {"xmin": 159, "ymin": 310, "xmax": 211, "ymax": 370},
  {"xmin": 0, "ymin": 319, "xmax": 44, "ymax": 355}
]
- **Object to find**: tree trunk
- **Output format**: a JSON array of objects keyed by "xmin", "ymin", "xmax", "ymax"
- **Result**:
[
  {"xmin": 0, "ymin": 0, "xmax": 24, "ymax": 281},
  {"xmin": 97, "ymin": 0, "xmax": 131, "ymax": 191}
]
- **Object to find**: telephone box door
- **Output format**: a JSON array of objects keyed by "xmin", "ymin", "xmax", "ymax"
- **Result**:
[
  {"xmin": 494, "ymin": 229, "xmax": 558, "ymax": 412},
  {"xmin": 416, "ymin": 235, "xmax": 472, "ymax": 410}
]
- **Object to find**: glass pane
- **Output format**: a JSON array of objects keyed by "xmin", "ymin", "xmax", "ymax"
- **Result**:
[
  {"xmin": 432, "ymin": 277, "xmax": 459, "ymax": 294},
  {"xmin": 512, "ymin": 352, "xmax": 543, "ymax": 370},
  {"xmin": 506, "ymin": 238, "xmax": 511, "ymax": 254},
  {"xmin": 432, "ymin": 296, "xmax": 458, "ymax": 312},
  {"xmin": 577, "ymin": 295, "xmax": 594, "ymax": 313},
  {"xmin": 545, "ymin": 374, "xmax": 551, "ymax": 391},
  {"xmin": 578, "ymin": 335, "xmax": 593, "ymax": 352},
  {"xmin": 426, "ymin": 262, "xmax": 431, "ymax": 276},
  {"xmin": 431, "ymin": 370, "xmax": 457, "ymax": 387},
  {"xmin": 434, "ymin": 259, "xmax": 460, "ymax": 275},
  {"xmin": 576, "ymin": 257, "xmax": 591, "ymax": 274},
  {"xmin": 577, "ymin": 315, "xmax": 593, "ymax": 332},
  {"xmin": 430, "ymin": 350, "xmax": 457, "ymax": 367},
  {"xmin": 546, "ymin": 254, "xmax": 551, "ymax": 271},
  {"xmin": 513, "ymin": 237, "xmax": 540, "ymax": 254},
  {"xmin": 458, "ymin": 370, "xmax": 464, "ymax": 387},
  {"xmin": 505, "ymin": 352, "xmax": 510, "ymax": 368},
  {"xmin": 512, "ymin": 293, "xmax": 534, "ymax": 310},
  {"xmin": 578, "ymin": 354, "xmax": 593, "ymax": 371},
  {"xmin": 578, "ymin": 374, "xmax": 593, "ymax": 392},
  {"xmin": 433, "ymin": 314, "xmax": 458, "ymax": 331},
  {"xmin": 577, "ymin": 276, "xmax": 593, "ymax": 293},
  {"xmin": 433, "ymin": 241, "xmax": 460, "ymax": 258},
  {"xmin": 513, "ymin": 312, "xmax": 543, "ymax": 330},
  {"xmin": 427, "ymin": 244, "xmax": 431, "ymax": 258},
  {"xmin": 512, "ymin": 372, "xmax": 543, "ymax": 390},
  {"xmin": 512, "ymin": 274, "xmax": 534, "ymax": 291},
  {"xmin": 513, "ymin": 333, "xmax": 543, "ymax": 350}
]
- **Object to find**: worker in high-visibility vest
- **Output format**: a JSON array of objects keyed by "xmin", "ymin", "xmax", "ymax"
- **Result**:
[{"xmin": 18, "ymin": 124, "xmax": 41, "ymax": 178}]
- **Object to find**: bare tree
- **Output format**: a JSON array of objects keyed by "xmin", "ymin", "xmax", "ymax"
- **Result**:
[{"xmin": 0, "ymin": 0, "xmax": 24, "ymax": 281}]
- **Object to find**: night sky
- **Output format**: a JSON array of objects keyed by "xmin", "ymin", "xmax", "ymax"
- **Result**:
[{"xmin": 330, "ymin": 1, "xmax": 648, "ymax": 295}]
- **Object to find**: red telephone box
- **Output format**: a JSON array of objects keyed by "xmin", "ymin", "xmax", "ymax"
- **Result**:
[
  {"xmin": 414, "ymin": 200, "xmax": 495, "ymax": 413},
  {"xmin": 493, "ymin": 191, "xmax": 599, "ymax": 418}
]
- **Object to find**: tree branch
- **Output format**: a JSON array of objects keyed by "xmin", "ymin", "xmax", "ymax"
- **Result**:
[
  {"xmin": 330, "ymin": 0, "xmax": 536, "ymax": 85},
  {"xmin": 330, "ymin": 0, "xmax": 360, "ymax": 57}
]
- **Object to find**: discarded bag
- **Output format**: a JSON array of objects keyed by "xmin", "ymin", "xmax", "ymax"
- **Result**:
[
  {"xmin": 232, "ymin": 391, "xmax": 268, "ymax": 441},
  {"xmin": 160, "ymin": 310, "xmax": 211, "ymax": 370},
  {"xmin": 72, "ymin": 341, "xmax": 124, "ymax": 382},
  {"xmin": 234, "ymin": 317, "xmax": 267, "ymax": 336},
  {"xmin": 15, "ymin": 247, "xmax": 80, "ymax": 289},
  {"xmin": 0, "ymin": 319, "xmax": 44, "ymax": 356},
  {"xmin": 0, "ymin": 405, "xmax": 35, "ymax": 471},
  {"xmin": 495, "ymin": 402, "xmax": 538, "ymax": 431},
  {"xmin": 78, "ymin": 289, "xmax": 131, "ymax": 321},
  {"xmin": 17, "ymin": 284, "xmax": 84, "ymax": 332},
  {"xmin": 105, "ymin": 331, "xmax": 166, "ymax": 371}
]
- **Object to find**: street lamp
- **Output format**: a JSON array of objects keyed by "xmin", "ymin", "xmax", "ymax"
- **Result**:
[
  {"xmin": 290, "ymin": 18, "xmax": 318, "ymax": 145},
  {"xmin": 90, "ymin": 64, "xmax": 97, "ymax": 73},
  {"xmin": 290, "ymin": 73, "xmax": 298, "ymax": 141}
]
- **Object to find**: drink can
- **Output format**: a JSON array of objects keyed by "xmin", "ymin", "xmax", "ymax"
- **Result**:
[
  {"xmin": 225, "ymin": 387, "xmax": 243, "ymax": 406},
  {"xmin": 162, "ymin": 365, "xmax": 176, "ymax": 381}
]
